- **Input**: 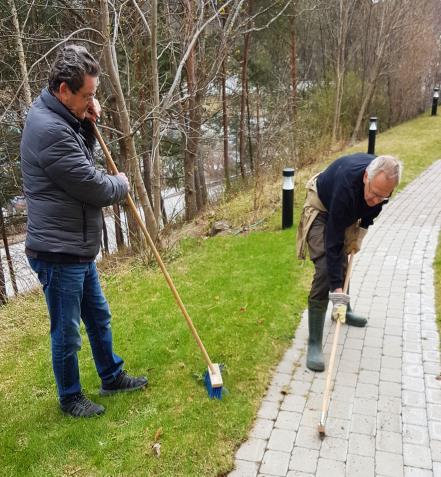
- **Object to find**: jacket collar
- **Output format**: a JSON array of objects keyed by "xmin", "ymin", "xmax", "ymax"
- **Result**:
[{"xmin": 40, "ymin": 87, "xmax": 81, "ymax": 132}]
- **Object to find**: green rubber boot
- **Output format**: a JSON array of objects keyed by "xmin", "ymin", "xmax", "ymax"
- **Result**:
[
  {"xmin": 345, "ymin": 304, "xmax": 367, "ymax": 327},
  {"xmin": 306, "ymin": 299, "xmax": 328, "ymax": 372}
]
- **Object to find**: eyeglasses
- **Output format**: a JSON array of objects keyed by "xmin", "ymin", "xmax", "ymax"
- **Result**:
[{"xmin": 367, "ymin": 179, "xmax": 392, "ymax": 202}]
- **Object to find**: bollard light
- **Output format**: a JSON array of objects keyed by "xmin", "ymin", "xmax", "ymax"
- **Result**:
[
  {"xmin": 368, "ymin": 116, "xmax": 377, "ymax": 155},
  {"xmin": 432, "ymin": 87, "xmax": 439, "ymax": 116},
  {"xmin": 282, "ymin": 168, "xmax": 295, "ymax": 229}
]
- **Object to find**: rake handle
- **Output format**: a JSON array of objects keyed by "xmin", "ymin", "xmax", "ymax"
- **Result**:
[
  {"xmin": 92, "ymin": 123, "xmax": 216, "ymax": 374},
  {"xmin": 320, "ymin": 252, "xmax": 354, "ymax": 424}
]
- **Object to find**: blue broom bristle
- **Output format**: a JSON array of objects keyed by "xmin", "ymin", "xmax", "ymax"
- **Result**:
[{"xmin": 203, "ymin": 369, "xmax": 223, "ymax": 400}]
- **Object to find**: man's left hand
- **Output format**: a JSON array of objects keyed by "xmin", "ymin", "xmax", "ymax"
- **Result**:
[
  {"xmin": 329, "ymin": 291, "xmax": 350, "ymax": 323},
  {"xmin": 85, "ymin": 98, "xmax": 101, "ymax": 123}
]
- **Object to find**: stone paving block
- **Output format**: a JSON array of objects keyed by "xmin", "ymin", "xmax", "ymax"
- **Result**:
[
  {"xmin": 424, "ymin": 361, "xmax": 440, "ymax": 375},
  {"xmin": 335, "ymin": 371, "xmax": 358, "ymax": 388},
  {"xmin": 272, "ymin": 372, "xmax": 293, "ymax": 387},
  {"xmin": 379, "ymin": 380, "xmax": 401, "ymax": 398},
  {"xmin": 229, "ymin": 459, "xmax": 259, "ymax": 477},
  {"xmin": 352, "ymin": 398, "xmax": 377, "ymax": 416},
  {"xmin": 350, "ymin": 413, "xmax": 376, "ymax": 436},
  {"xmin": 345, "ymin": 338, "xmax": 364, "ymax": 350},
  {"xmin": 427, "ymin": 388, "xmax": 441, "ymax": 405},
  {"xmin": 434, "ymin": 462, "xmax": 441, "ymax": 477},
  {"xmin": 377, "ymin": 411, "xmax": 402, "ymax": 433},
  {"xmin": 402, "ymin": 376, "xmax": 425, "ymax": 393},
  {"xmin": 423, "ymin": 350, "xmax": 440, "ymax": 362},
  {"xmin": 431, "ymin": 439, "xmax": 441, "ymax": 461},
  {"xmin": 251, "ymin": 418, "xmax": 275, "ymax": 440},
  {"xmin": 403, "ymin": 352, "xmax": 423, "ymax": 364},
  {"xmin": 402, "ymin": 406, "xmax": 428, "ymax": 425},
  {"xmin": 356, "ymin": 382, "xmax": 379, "ymax": 399},
  {"xmin": 376, "ymin": 430, "xmax": 403, "ymax": 454},
  {"xmin": 376, "ymin": 450, "xmax": 404, "ymax": 477},
  {"xmin": 274, "ymin": 411, "xmax": 302, "ymax": 431},
  {"xmin": 348, "ymin": 432, "xmax": 375, "ymax": 457},
  {"xmin": 425, "ymin": 374, "xmax": 440, "ymax": 389},
  {"xmin": 381, "ymin": 356, "xmax": 402, "ymax": 369},
  {"xmin": 402, "ymin": 390, "xmax": 426, "ymax": 408},
  {"xmin": 362, "ymin": 346, "xmax": 383, "ymax": 359},
  {"xmin": 378, "ymin": 396, "xmax": 402, "ymax": 414},
  {"xmin": 316, "ymin": 457, "xmax": 346, "ymax": 477},
  {"xmin": 236, "ymin": 438, "xmax": 267, "ymax": 462},
  {"xmin": 360, "ymin": 356, "xmax": 381, "ymax": 372},
  {"xmin": 404, "ymin": 467, "xmax": 433, "ymax": 477},
  {"xmin": 380, "ymin": 367, "xmax": 401, "ymax": 383},
  {"xmin": 428, "ymin": 404, "xmax": 441, "ymax": 422},
  {"xmin": 327, "ymin": 399, "xmax": 353, "ymax": 420},
  {"xmin": 289, "ymin": 447, "xmax": 319, "ymax": 474},
  {"xmin": 322, "ymin": 416, "xmax": 350, "ymax": 439},
  {"xmin": 258, "ymin": 400, "xmax": 281, "ymax": 420},
  {"xmin": 403, "ymin": 443, "xmax": 432, "ymax": 469},
  {"xmin": 346, "ymin": 454, "xmax": 375, "ymax": 477},
  {"xmin": 358, "ymin": 370, "xmax": 380, "ymax": 385},
  {"xmin": 429, "ymin": 421, "xmax": 441, "ymax": 440},
  {"xmin": 319, "ymin": 436, "xmax": 348, "ymax": 461},
  {"xmin": 259, "ymin": 450, "xmax": 290, "ymax": 476},
  {"xmin": 402, "ymin": 423, "xmax": 430, "ymax": 446},
  {"xmin": 289, "ymin": 380, "xmax": 311, "ymax": 396},
  {"xmin": 267, "ymin": 428, "xmax": 296, "ymax": 453},
  {"xmin": 281, "ymin": 395, "xmax": 307, "ymax": 413},
  {"xmin": 299, "ymin": 408, "xmax": 321, "ymax": 428},
  {"xmin": 295, "ymin": 425, "xmax": 322, "ymax": 450}
]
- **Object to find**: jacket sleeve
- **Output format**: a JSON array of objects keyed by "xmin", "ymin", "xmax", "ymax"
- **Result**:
[
  {"xmin": 325, "ymin": 189, "xmax": 352, "ymax": 290},
  {"xmin": 38, "ymin": 125, "xmax": 128, "ymax": 207}
]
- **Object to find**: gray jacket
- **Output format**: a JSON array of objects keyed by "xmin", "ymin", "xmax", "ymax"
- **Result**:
[{"xmin": 21, "ymin": 88, "xmax": 128, "ymax": 258}]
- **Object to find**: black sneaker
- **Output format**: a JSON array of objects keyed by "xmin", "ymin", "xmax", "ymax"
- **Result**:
[
  {"xmin": 60, "ymin": 393, "xmax": 105, "ymax": 418},
  {"xmin": 100, "ymin": 370, "xmax": 148, "ymax": 396}
]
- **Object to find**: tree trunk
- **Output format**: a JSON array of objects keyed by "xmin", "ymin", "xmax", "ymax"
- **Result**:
[
  {"xmin": 151, "ymin": 0, "xmax": 162, "ymax": 224},
  {"xmin": 0, "ymin": 249, "xmax": 6, "ymax": 305},
  {"xmin": 99, "ymin": 0, "xmax": 158, "ymax": 240},
  {"xmin": 8, "ymin": 0, "xmax": 32, "ymax": 111},
  {"xmin": 221, "ymin": 57, "xmax": 230, "ymax": 190},
  {"xmin": 0, "ymin": 208, "xmax": 17, "ymax": 296},
  {"xmin": 238, "ymin": 0, "xmax": 253, "ymax": 179},
  {"xmin": 246, "ymin": 78, "xmax": 254, "ymax": 173}
]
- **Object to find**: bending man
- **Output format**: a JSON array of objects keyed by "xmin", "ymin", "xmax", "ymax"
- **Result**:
[{"xmin": 297, "ymin": 153, "xmax": 402, "ymax": 371}]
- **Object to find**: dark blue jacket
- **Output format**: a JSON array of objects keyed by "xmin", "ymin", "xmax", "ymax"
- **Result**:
[
  {"xmin": 20, "ymin": 88, "xmax": 128, "ymax": 258},
  {"xmin": 317, "ymin": 153, "xmax": 385, "ymax": 289}
]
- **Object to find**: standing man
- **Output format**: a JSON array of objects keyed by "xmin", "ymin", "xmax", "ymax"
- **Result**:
[
  {"xmin": 21, "ymin": 44, "xmax": 147, "ymax": 417},
  {"xmin": 297, "ymin": 153, "xmax": 402, "ymax": 371}
]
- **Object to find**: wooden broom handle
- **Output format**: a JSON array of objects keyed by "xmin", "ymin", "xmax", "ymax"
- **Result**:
[
  {"xmin": 92, "ymin": 123, "xmax": 216, "ymax": 374},
  {"xmin": 320, "ymin": 253, "xmax": 354, "ymax": 420}
]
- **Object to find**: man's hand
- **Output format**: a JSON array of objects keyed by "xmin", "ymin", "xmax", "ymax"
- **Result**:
[
  {"xmin": 85, "ymin": 98, "xmax": 101, "ymax": 123},
  {"xmin": 329, "ymin": 291, "xmax": 350, "ymax": 323},
  {"xmin": 117, "ymin": 172, "xmax": 130, "ymax": 191}
]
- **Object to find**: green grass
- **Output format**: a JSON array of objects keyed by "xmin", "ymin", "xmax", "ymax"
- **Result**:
[
  {"xmin": 0, "ymin": 221, "xmax": 312, "ymax": 477},
  {"xmin": 1, "ymin": 111, "xmax": 441, "ymax": 476}
]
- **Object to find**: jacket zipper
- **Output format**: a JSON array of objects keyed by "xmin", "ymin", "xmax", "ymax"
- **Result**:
[{"xmin": 82, "ymin": 204, "xmax": 87, "ymax": 242}]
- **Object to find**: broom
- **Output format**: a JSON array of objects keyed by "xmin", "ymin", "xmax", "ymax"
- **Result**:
[
  {"xmin": 318, "ymin": 252, "xmax": 354, "ymax": 439},
  {"xmin": 92, "ymin": 123, "xmax": 223, "ymax": 399}
]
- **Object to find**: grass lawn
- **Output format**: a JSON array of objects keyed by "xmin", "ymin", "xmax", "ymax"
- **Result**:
[{"xmin": 1, "ymin": 111, "xmax": 441, "ymax": 476}]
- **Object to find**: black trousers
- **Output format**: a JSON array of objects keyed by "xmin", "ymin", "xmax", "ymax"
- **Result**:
[{"xmin": 307, "ymin": 212, "xmax": 347, "ymax": 302}]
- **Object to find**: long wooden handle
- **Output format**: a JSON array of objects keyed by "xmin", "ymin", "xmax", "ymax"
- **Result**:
[
  {"xmin": 92, "ymin": 123, "xmax": 216, "ymax": 374},
  {"xmin": 320, "ymin": 252, "xmax": 354, "ymax": 422}
]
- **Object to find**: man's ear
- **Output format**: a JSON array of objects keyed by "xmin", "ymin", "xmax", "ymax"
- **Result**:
[
  {"xmin": 58, "ymin": 82, "xmax": 70, "ymax": 98},
  {"xmin": 363, "ymin": 170, "xmax": 368, "ymax": 185}
]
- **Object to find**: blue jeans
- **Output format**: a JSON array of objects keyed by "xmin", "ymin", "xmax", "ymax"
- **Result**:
[{"xmin": 28, "ymin": 258, "xmax": 123, "ymax": 404}]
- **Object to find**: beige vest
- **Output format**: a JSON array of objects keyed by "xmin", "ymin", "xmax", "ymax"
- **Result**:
[{"xmin": 296, "ymin": 173, "xmax": 326, "ymax": 259}]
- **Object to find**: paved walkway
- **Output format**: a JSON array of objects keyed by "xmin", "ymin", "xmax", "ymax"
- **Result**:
[{"xmin": 229, "ymin": 161, "xmax": 441, "ymax": 477}]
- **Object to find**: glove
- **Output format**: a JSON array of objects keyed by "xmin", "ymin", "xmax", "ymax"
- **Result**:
[
  {"xmin": 329, "ymin": 291, "xmax": 350, "ymax": 323},
  {"xmin": 345, "ymin": 224, "xmax": 368, "ymax": 254}
]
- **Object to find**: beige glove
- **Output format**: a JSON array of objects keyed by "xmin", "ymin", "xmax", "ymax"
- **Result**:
[
  {"xmin": 329, "ymin": 292, "xmax": 350, "ymax": 323},
  {"xmin": 345, "ymin": 224, "xmax": 367, "ymax": 254}
]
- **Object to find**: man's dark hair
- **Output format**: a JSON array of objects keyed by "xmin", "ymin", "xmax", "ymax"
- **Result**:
[{"xmin": 48, "ymin": 44, "xmax": 100, "ymax": 94}]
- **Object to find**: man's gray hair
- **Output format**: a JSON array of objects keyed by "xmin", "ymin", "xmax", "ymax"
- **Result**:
[
  {"xmin": 48, "ymin": 44, "xmax": 100, "ymax": 94},
  {"xmin": 366, "ymin": 155, "xmax": 402, "ymax": 184}
]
